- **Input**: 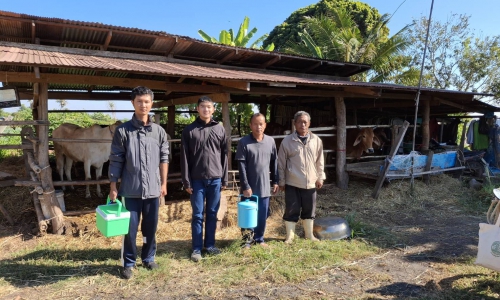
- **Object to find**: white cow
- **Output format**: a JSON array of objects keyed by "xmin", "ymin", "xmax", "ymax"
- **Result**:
[{"xmin": 53, "ymin": 122, "xmax": 121, "ymax": 198}]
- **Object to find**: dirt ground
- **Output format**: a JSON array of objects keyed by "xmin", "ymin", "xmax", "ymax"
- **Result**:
[{"xmin": 0, "ymin": 155, "xmax": 498, "ymax": 299}]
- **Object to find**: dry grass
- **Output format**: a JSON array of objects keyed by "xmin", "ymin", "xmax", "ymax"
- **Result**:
[{"xmin": 0, "ymin": 161, "xmax": 498, "ymax": 299}]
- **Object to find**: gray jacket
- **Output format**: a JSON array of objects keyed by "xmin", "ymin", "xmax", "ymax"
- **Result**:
[
  {"xmin": 181, "ymin": 117, "xmax": 228, "ymax": 188},
  {"xmin": 109, "ymin": 115, "xmax": 169, "ymax": 199}
]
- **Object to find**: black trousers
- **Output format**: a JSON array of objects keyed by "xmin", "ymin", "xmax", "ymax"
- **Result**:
[{"xmin": 283, "ymin": 184, "xmax": 317, "ymax": 222}]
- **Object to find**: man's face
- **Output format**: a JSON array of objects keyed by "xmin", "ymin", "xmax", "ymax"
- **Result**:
[
  {"xmin": 250, "ymin": 115, "xmax": 266, "ymax": 136},
  {"xmin": 197, "ymin": 101, "xmax": 215, "ymax": 119},
  {"xmin": 132, "ymin": 94, "xmax": 153, "ymax": 115},
  {"xmin": 294, "ymin": 115, "xmax": 310, "ymax": 136}
]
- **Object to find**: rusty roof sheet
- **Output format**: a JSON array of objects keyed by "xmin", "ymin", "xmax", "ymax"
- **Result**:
[
  {"xmin": 0, "ymin": 10, "xmax": 371, "ymax": 77},
  {"xmin": 0, "ymin": 42, "xmax": 494, "ymax": 101}
]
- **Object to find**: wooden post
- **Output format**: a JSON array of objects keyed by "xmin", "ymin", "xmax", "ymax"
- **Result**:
[
  {"xmin": 221, "ymin": 95, "xmax": 232, "ymax": 171},
  {"xmin": 259, "ymin": 102, "xmax": 268, "ymax": 118},
  {"xmin": 421, "ymin": 100, "xmax": 430, "ymax": 151},
  {"xmin": 167, "ymin": 105, "xmax": 175, "ymax": 138},
  {"xmin": 335, "ymin": 97, "xmax": 348, "ymax": 189},
  {"xmin": 353, "ymin": 109, "xmax": 358, "ymax": 125},
  {"xmin": 32, "ymin": 83, "xmax": 39, "ymax": 136},
  {"xmin": 37, "ymin": 83, "xmax": 65, "ymax": 234},
  {"xmin": 372, "ymin": 121, "xmax": 410, "ymax": 199},
  {"xmin": 423, "ymin": 150, "xmax": 434, "ymax": 184}
]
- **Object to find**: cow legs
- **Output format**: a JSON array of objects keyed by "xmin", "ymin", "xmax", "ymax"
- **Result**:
[
  {"xmin": 64, "ymin": 157, "xmax": 75, "ymax": 190},
  {"xmin": 55, "ymin": 152, "xmax": 65, "ymax": 191},
  {"xmin": 84, "ymin": 161, "xmax": 92, "ymax": 198},
  {"xmin": 95, "ymin": 165, "xmax": 103, "ymax": 198}
]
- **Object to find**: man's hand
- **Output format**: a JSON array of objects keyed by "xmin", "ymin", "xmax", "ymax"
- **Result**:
[
  {"xmin": 221, "ymin": 185, "xmax": 226, "ymax": 191},
  {"xmin": 161, "ymin": 184, "xmax": 167, "ymax": 197},
  {"xmin": 109, "ymin": 183, "xmax": 118, "ymax": 200},
  {"xmin": 243, "ymin": 188, "xmax": 252, "ymax": 198},
  {"xmin": 272, "ymin": 184, "xmax": 279, "ymax": 195},
  {"xmin": 185, "ymin": 187, "xmax": 193, "ymax": 195},
  {"xmin": 315, "ymin": 180, "xmax": 323, "ymax": 189},
  {"xmin": 279, "ymin": 185, "xmax": 285, "ymax": 192}
]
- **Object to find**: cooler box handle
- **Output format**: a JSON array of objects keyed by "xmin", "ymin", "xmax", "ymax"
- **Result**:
[{"xmin": 106, "ymin": 196, "xmax": 123, "ymax": 217}]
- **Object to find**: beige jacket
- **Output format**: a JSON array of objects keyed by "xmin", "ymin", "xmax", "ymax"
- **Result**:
[{"xmin": 278, "ymin": 131, "xmax": 326, "ymax": 189}]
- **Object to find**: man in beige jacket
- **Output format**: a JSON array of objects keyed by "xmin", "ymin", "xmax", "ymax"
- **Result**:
[{"xmin": 278, "ymin": 111, "xmax": 326, "ymax": 243}]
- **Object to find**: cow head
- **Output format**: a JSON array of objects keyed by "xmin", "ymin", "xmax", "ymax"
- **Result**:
[
  {"xmin": 353, "ymin": 127, "xmax": 380, "ymax": 154},
  {"xmin": 373, "ymin": 127, "xmax": 389, "ymax": 151}
]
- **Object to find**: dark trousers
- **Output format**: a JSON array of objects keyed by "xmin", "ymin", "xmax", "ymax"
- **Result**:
[
  {"xmin": 283, "ymin": 185, "xmax": 316, "ymax": 222},
  {"xmin": 190, "ymin": 178, "xmax": 221, "ymax": 251},
  {"xmin": 121, "ymin": 197, "xmax": 159, "ymax": 268},
  {"xmin": 241, "ymin": 196, "xmax": 270, "ymax": 243}
]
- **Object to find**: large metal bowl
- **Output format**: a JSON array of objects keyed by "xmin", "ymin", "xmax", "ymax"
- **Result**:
[{"xmin": 313, "ymin": 216, "xmax": 352, "ymax": 240}]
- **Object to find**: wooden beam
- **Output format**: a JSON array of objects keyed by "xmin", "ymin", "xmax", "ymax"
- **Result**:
[
  {"xmin": 343, "ymin": 86, "xmax": 381, "ymax": 97},
  {"xmin": 206, "ymin": 80, "xmax": 250, "ymax": 91},
  {"xmin": 1, "ymin": 72, "xmax": 233, "ymax": 93},
  {"xmin": 101, "ymin": 30, "xmax": 113, "ymax": 51},
  {"xmin": 31, "ymin": 21, "xmax": 36, "ymax": 44},
  {"xmin": 421, "ymin": 99, "xmax": 430, "ymax": 151},
  {"xmin": 302, "ymin": 61, "xmax": 322, "ymax": 73},
  {"xmin": 436, "ymin": 97, "xmax": 479, "ymax": 112},
  {"xmin": 153, "ymin": 93, "xmax": 231, "ymax": 107},
  {"xmin": 218, "ymin": 50, "xmax": 238, "ymax": 64},
  {"xmin": 259, "ymin": 55, "xmax": 281, "ymax": 69},
  {"xmin": 165, "ymin": 37, "xmax": 179, "ymax": 56},
  {"xmin": 372, "ymin": 121, "xmax": 410, "ymax": 199}
]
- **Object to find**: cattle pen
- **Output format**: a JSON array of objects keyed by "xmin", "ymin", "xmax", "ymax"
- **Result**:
[{"xmin": 0, "ymin": 10, "xmax": 498, "ymax": 234}]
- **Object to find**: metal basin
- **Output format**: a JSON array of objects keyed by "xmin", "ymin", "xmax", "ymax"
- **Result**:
[{"xmin": 313, "ymin": 216, "xmax": 352, "ymax": 240}]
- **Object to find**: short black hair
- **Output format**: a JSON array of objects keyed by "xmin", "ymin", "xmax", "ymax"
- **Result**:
[
  {"xmin": 198, "ymin": 96, "xmax": 214, "ymax": 106},
  {"xmin": 131, "ymin": 86, "xmax": 154, "ymax": 101},
  {"xmin": 250, "ymin": 113, "xmax": 266, "ymax": 123}
]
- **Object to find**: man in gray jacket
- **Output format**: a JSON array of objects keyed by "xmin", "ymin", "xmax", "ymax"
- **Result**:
[
  {"xmin": 109, "ymin": 86, "xmax": 169, "ymax": 279},
  {"xmin": 181, "ymin": 96, "xmax": 228, "ymax": 262}
]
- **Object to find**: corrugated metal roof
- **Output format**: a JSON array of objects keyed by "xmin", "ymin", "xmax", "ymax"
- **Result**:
[
  {"xmin": 0, "ymin": 10, "xmax": 372, "ymax": 77},
  {"xmin": 0, "ymin": 43, "xmax": 493, "ymax": 100}
]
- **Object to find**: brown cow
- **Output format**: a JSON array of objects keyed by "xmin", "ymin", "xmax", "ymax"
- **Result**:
[
  {"xmin": 53, "ymin": 121, "xmax": 121, "ymax": 198},
  {"xmin": 346, "ymin": 126, "xmax": 381, "ymax": 159},
  {"xmin": 373, "ymin": 127, "xmax": 390, "ymax": 154}
]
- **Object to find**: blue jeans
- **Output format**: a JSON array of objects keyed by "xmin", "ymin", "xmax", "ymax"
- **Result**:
[
  {"xmin": 190, "ymin": 178, "xmax": 221, "ymax": 251},
  {"xmin": 121, "ymin": 197, "xmax": 159, "ymax": 267}
]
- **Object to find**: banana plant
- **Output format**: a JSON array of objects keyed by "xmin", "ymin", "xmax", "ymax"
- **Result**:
[{"xmin": 198, "ymin": 16, "xmax": 275, "ymax": 51}]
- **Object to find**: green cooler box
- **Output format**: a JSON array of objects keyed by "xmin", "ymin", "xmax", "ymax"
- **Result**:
[{"xmin": 96, "ymin": 197, "xmax": 130, "ymax": 237}]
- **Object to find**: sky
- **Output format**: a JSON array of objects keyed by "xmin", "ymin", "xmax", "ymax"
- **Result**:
[{"xmin": 2, "ymin": 0, "xmax": 499, "ymax": 119}]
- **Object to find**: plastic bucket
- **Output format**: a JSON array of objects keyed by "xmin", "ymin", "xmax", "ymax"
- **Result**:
[{"xmin": 237, "ymin": 195, "xmax": 258, "ymax": 228}]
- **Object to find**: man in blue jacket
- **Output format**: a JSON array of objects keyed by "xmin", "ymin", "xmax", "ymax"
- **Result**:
[
  {"xmin": 108, "ymin": 86, "xmax": 169, "ymax": 279},
  {"xmin": 181, "ymin": 96, "xmax": 228, "ymax": 262}
]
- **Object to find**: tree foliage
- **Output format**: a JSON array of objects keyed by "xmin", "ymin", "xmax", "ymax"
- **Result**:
[
  {"xmin": 198, "ymin": 16, "xmax": 275, "ymax": 51},
  {"xmin": 406, "ymin": 14, "xmax": 500, "ymax": 99},
  {"xmin": 283, "ymin": 5, "xmax": 417, "ymax": 83},
  {"xmin": 263, "ymin": 0, "xmax": 389, "ymax": 51}
]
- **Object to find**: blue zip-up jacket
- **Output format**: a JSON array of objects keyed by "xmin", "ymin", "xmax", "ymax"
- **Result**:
[{"xmin": 108, "ymin": 114, "xmax": 169, "ymax": 199}]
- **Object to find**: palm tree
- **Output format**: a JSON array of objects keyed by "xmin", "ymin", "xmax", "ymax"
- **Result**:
[
  {"xmin": 285, "ymin": 6, "xmax": 417, "ymax": 83},
  {"xmin": 198, "ymin": 16, "xmax": 275, "ymax": 51}
]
